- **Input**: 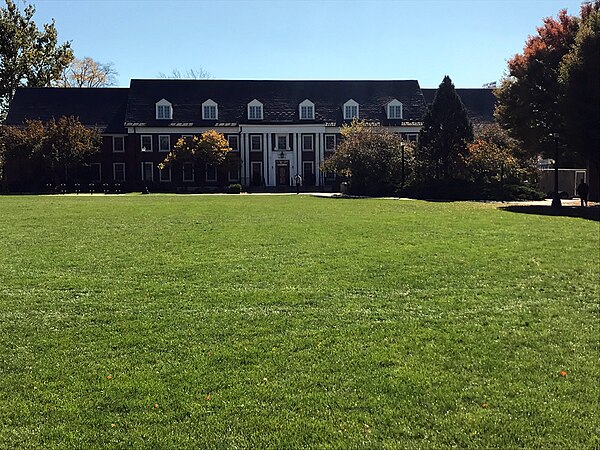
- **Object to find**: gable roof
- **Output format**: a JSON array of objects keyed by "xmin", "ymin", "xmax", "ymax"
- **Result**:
[
  {"xmin": 5, "ymin": 87, "xmax": 129, "ymax": 133},
  {"xmin": 124, "ymin": 79, "xmax": 428, "ymax": 126},
  {"xmin": 422, "ymin": 88, "xmax": 496, "ymax": 123}
]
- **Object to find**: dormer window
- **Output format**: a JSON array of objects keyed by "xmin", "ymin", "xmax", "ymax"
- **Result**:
[
  {"xmin": 248, "ymin": 99, "xmax": 263, "ymax": 120},
  {"xmin": 202, "ymin": 99, "xmax": 218, "ymax": 120},
  {"xmin": 343, "ymin": 99, "xmax": 359, "ymax": 120},
  {"xmin": 299, "ymin": 99, "xmax": 315, "ymax": 120},
  {"xmin": 156, "ymin": 99, "xmax": 173, "ymax": 120},
  {"xmin": 387, "ymin": 99, "xmax": 403, "ymax": 119}
]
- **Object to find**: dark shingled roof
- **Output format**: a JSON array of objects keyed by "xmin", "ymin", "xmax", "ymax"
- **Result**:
[
  {"xmin": 422, "ymin": 88, "xmax": 496, "ymax": 123},
  {"xmin": 5, "ymin": 87, "xmax": 129, "ymax": 133},
  {"xmin": 125, "ymin": 79, "xmax": 428, "ymax": 126}
]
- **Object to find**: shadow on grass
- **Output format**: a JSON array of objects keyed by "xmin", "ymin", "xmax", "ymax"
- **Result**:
[{"xmin": 500, "ymin": 205, "xmax": 600, "ymax": 222}]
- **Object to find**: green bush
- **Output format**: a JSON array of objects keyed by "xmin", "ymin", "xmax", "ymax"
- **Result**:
[{"xmin": 226, "ymin": 183, "xmax": 242, "ymax": 194}]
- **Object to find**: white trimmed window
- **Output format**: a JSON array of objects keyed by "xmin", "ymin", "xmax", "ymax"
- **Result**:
[
  {"xmin": 141, "ymin": 135, "xmax": 152, "ymax": 152},
  {"xmin": 113, "ymin": 136, "xmax": 125, "ymax": 153},
  {"xmin": 159, "ymin": 135, "xmax": 171, "ymax": 152},
  {"xmin": 227, "ymin": 135, "xmax": 239, "ymax": 151},
  {"xmin": 299, "ymin": 99, "xmax": 315, "ymax": 120},
  {"xmin": 228, "ymin": 168, "xmax": 240, "ymax": 182},
  {"xmin": 251, "ymin": 161, "xmax": 262, "ymax": 185},
  {"xmin": 202, "ymin": 99, "xmax": 218, "ymax": 120},
  {"xmin": 325, "ymin": 134, "xmax": 336, "ymax": 151},
  {"xmin": 205, "ymin": 165, "xmax": 217, "ymax": 182},
  {"xmin": 343, "ymin": 99, "xmax": 359, "ymax": 120},
  {"xmin": 113, "ymin": 162, "xmax": 125, "ymax": 182},
  {"xmin": 141, "ymin": 162, "xmax": 153, "ymax": 182},
  {"xmin": 407, "ymin": 133, "xmax": 418, "ymax": 142},
  {"xmin": 248, "ymin": 99, "xmax": 263, "ymax": 120},
  {"xmin": 302, "ymin": 135, "xmax": 313, "ymax": 151},
  {"xmin": 276, "ymin": 134, "xmax": 289, "ymax": 151},
  {"xmin": 250, "ymin": 135, "xmax": 262, "ymax": 152},
  {"xmin": 303, "ymin": 161, "xmax": 314, "ymax": 178},
  {"xmin": 90, "ymin": 163, "xmax": 101, "ymax": 182},
  {"xmin": 387, "ymin": 99, "xmax": 403, "ymax": 119},
  {"xmin": 183, "ymin": 162, "xmax": 194, "ymax": 182},
  {"xmin": 156, "ymin": 99, "xmax": 173, "ymax": 120},
  {"xmin": 159, "ymin": 166, "xmax": 171, "ymax": 182}
]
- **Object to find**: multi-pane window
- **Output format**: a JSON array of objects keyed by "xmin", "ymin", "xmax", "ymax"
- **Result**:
[
  {"xmin": 325, "ymin": 135, "xmax": 336, "ymax": 151},
  {"xmin": 407, "ymin": 133, "xmax": 418, "ymax": 142},
  {"xmin": 141, "ymin": 135, "xmax": 152, "ymax": 152},
  {"xmin": 345, "ymin": 105, "xmax": 358, "ymax": 119},
  {"xmin": 300, "ymin": 105, "xmax": 314, "ymax": 120},
  {"xmin": 276, "ymin": 134, "xmax": 288, "ymax": 150},
  {"xmin": 228, "ymin": 168, "xmax": 240, "ymax": 182},
  {"xmin": 303, "ymin": 161, "xmax": 314, "ymax": 184},
  {"xmin": 141, "ymin": 162, "xmax": 153, "ymax": 182},
  {"xmin": 90, "ymin": 163, "xmax": 101, "ymax": 182},
  {"xmin": 159, "ymin": 135, "xmax": 170, "ymax": 152},
  {"xmin": 302, "ymin": 135, "xmax": 313, "ymax": 151},
  {"xmin": 159, "ymin": 166, "xmax": 171, "ymax": 182},
  {"xmin": 227, "ymin": 135, "xmax": 239, "ymax": 151},
  {"xmin": 389, "ymin": 105, "xmax": 403, "ymax": 119},
  {"xmin": 251, "ymin": 162, "xmax": 262, "ymax": 185},
  {"xmin": 203, "ymin": 105, "xmax": 217, "ymax": 120},
  {"xmin": 183, "ymin": 162, "xmax": 194, "ymax": 182},
  {"xmin": 205, "ymin": 165, "xmax": 217, "ymax": 182},
  {"xmin": 113, "ymin": 163, "xmax": 125, "ymax": 182},
  {"xmin": 250, "ymin": 135, "xmax": 262, "ymax": 151},
  {"xmin": 113, "ymin": 136, "xmax": 125, "ymax": 153},
  {"xmin": 249, "ymin": 105, "xmax": 262, "ymax": 119},
  {"xmin": 157, "ymin": 105, "xmax": 171, "ymax": 119}
]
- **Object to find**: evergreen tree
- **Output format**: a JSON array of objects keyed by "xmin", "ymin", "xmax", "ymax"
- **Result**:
[{"xmin": 416, "ymin": 75, "xmax": 473, "ymax": 181}]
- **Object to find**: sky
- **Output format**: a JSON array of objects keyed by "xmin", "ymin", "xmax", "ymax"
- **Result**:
[{"xmin": 31, "ymin": 0, "xmax": 585, "ymax": 88}]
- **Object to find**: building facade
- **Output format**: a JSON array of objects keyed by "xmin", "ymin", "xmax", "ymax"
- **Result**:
[{"xmin": 4, "ymin": 80, "xmax": 495, "ymax": 192}]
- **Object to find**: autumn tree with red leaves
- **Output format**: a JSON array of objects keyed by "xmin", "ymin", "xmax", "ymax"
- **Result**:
[{"xmin": 495, "ymin": 8, "xmax": 579, "ymax": 160}]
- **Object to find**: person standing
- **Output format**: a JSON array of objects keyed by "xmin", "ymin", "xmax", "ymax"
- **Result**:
[
  {"xmin": 576, "ymin": 179, "xmax": 589, "ymax": 207},
  {"xmin": 294, "ymin": 173, "xmax": 302, "ymax": 195}
]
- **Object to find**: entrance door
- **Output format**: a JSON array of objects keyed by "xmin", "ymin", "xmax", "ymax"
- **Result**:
[{"xmin": 276, "ymin": 161, "xmax": 290, "ymax": 186}]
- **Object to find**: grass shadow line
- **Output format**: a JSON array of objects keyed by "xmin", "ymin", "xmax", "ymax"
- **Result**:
[{"xmin": 500, "ymin": 205, "xmax": 599, "ymax": 222}]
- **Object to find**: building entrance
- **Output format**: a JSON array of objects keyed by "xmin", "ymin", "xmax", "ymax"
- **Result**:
[{"xmin": 276, "ymin": 160, "xmax": 290, "ymax": 187}]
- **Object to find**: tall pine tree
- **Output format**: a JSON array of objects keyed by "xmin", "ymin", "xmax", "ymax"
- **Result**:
[{"xmin": 416, "ymin": 75, "xmax": 473, "ymax": 181}]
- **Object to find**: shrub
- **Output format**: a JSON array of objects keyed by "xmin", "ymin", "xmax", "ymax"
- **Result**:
[{"xmin": 226, "ymin": 183, "xmax": 242, "ymax": 194}]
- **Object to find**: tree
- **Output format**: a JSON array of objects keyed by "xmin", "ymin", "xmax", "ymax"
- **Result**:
[
  {"xmin": 0, "ymin": 119, "xmax": 44, "ymax": 181},
  {"xmin": 0, "ymin": 0, "xmax": 73, "ymax": 119},
  {"xmin": 159, "ymin": 130, "xmax": 232, "ymax": 175},
  {"xmin": 416, "ymin": 75, "xmax": 474, "ymax": 181},
  {"xmin": 40, "ymin": 116, "xmax": 101, "ymax": 184},
  {"xmin": 157, "ymin": 68, "xmax": 212, "ymax": 80},
  {"xmin": 559, "ymin": 1, "xmax": 600, "ymax": 174},
  {"xmin": 0, "ymin": 116, "xmax": 99, "ymax": 187},
  {"xmin": 464, "ymin": 123, "xmax": 533, "ymax": 185},
  {"xmin": 494, "ymin": 8, "xmax": 579, "ymax": 160},
  {"xmin": 321, "ymin": 119, "xmax": 407, "ymax": 196},
  {"xmin": 56, "ymin": 57, "xmax": 118, "ymax": 87}
]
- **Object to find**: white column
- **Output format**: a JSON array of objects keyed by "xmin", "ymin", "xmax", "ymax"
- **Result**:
[{"xmin": 264, "ymin": 133, "xmax": 270, "ymax": 186}]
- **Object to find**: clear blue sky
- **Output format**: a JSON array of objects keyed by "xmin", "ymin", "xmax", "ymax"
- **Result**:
[{"xmin": 32, "ymin": 0, "xmax": 584, "ymax": 88}]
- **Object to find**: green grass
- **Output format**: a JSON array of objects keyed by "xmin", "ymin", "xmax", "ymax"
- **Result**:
[{"xmin": 0, "ymin": 194, "xmax": 598, "ymax": 449}]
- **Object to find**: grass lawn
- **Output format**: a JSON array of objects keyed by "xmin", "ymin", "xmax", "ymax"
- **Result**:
[{"xmin": 0, "ymin": 194, "xmax": 598, "ymax": 449}]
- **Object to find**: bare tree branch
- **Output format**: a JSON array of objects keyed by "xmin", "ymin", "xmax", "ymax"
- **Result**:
[
  {"xmin": 157, "ymin": 68, "xmax": 212, "ymax": 79},
  {"xmin": 56, "ymin": 57, "xmax": 118, "ymax": 87}
]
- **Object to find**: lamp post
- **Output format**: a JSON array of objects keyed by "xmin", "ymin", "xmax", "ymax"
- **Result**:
[{"xmin": 551, "ymin": 132, "xmax": 561, "ymax": 208}]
